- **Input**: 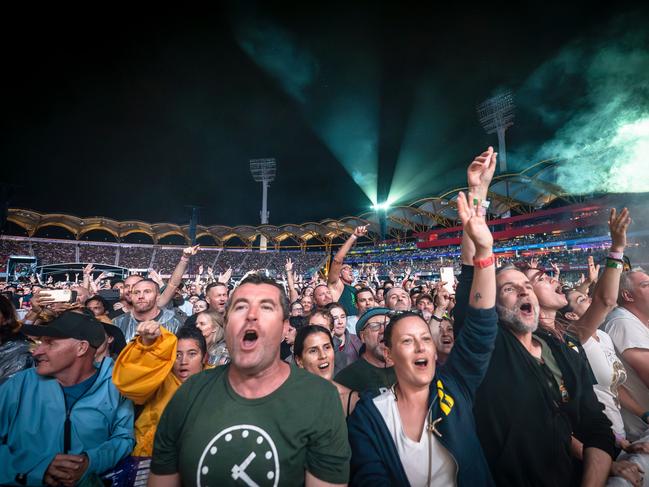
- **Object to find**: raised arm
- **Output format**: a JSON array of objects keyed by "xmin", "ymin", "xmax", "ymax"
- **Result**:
[
  {"xmin": 158, "ymin": 245, "xmax": 199, "ymax": 308},
  {"xmin": 572, "ymin": 208, "xmax": 630, "ymax": 342},
  {"xmin": 460, "ymin": 147, "xmax": 497, "ymax": 267},
  {"xmin": 457, "ymin": 191, "xmax": 495, "ymax": 310},
  {"xmin": 328, "ymin": 226, "xmax": 367, "ymax": 287},
  {"xmin": 454, "ymin": 147, "xmax": 497, "ymax": 333},
  {"xmin": 285, "ymin": 258, "xmax": 300, "ymax": 303}
]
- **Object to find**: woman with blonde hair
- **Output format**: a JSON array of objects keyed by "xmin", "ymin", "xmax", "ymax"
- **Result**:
[{"xmin": 195, "ymin": 309, "xmax": 230, "ymax": 365}]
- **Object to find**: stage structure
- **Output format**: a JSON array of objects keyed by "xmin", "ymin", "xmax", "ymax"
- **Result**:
[
  {"xmin": 249, "ymin": 158, "xmax": 276, "ymax": 251},
  {"xmin": 37, "ymin": 263, "xmax": 129, "ymax": 282}
]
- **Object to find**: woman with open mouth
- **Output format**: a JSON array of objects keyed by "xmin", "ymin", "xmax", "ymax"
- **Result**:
[
  {"xmin": 294, "ymin": 324, "xmax": 360, "ymax": 418},
  {"xmin": 347, "ymin": 188, "xmax": 498, "ymax": 487}
]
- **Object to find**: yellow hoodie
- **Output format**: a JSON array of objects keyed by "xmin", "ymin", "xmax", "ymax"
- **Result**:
[{"xmin": 112, "ymin": 327, "xmax": 181, "ymax": 456}]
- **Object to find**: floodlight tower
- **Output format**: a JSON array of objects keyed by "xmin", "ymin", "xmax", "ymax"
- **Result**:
[
  {"xmin": 249, "ymin": 158, "xmax": 276, "ymax": 251},
  {"xmin": 477, "ymin": 90, "xmax": 515, "ymax": 173}
]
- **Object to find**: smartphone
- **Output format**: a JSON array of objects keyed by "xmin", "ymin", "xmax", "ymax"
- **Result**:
[
  {"xmin": 440, "ymin": 267, "xmax": 455, "ymax": 295},
  {"xmin": 97, "ymin": 289, "xmax": 121, "ymax": 302},
  {"xmin": 44, "ymin": 290, "xmax": 78, "ymax": 303}
]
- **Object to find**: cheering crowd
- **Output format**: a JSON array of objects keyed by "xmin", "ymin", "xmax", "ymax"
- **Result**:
[{"xmin": 2, "ymin": 147, "xmax": 649, "ymax": 486}]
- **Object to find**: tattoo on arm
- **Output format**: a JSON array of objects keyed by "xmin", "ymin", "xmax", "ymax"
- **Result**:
[{"xmin": 474, "ymin": 292, "xmax": 482, "ymax": 302}]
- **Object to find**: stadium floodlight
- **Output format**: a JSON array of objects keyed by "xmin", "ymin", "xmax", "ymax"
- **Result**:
[
  {"xmin": 477, "ymin": 90, "xmax": 515, "ymax": 173},
  {"xmin": 249, "ymin": 158, "xmax": 276, "ymax": 251}
]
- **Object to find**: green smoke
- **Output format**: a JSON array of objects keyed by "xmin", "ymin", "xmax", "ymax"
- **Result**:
[
  {"xmin": 231, "ymin": 10, "xmax": 379, "ymax": 204},
  {"xmin": 518, "ymin": 16, "xmax": 649, "ymax": 194}
]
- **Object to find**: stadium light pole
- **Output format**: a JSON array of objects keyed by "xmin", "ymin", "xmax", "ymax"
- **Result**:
[
  {"xmin": 249, "ymin": 158, "xmax": 276, "ymax": 251},
  {"xmin": 477, "ymin": 90, "xmax": 515, "ymax": 215}
]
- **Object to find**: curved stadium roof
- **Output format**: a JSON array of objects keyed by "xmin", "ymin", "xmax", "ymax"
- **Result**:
[{"xmin": 8, "ymin": 160, "xmax": 579, "ymax": 247}]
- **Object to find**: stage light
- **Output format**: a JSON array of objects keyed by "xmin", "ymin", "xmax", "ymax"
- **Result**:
[{"xmin": 372, "ymin": 201, "xmax": 391, "ymax": 211}]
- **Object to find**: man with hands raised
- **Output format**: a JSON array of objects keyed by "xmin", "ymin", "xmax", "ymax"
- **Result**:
[{"xmin": 454, "ymin": 147, "xmax": 615, "ymax": 486}]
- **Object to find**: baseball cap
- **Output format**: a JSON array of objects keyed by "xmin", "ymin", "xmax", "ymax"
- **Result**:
[
  {"xmin": 23, "ymin": 311, "xmax": 106, "ymax": 348},
  {"xmin": 355, "ymin": 307, "xmax": 390, "ymax": 335}
]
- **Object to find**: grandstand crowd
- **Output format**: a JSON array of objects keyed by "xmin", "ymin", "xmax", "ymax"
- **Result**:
[{"xmin": 2, "ymin": 147, "xmax": 649, "ymax": 486}]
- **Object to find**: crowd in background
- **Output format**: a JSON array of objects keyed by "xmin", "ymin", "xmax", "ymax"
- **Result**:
[{"xmin": 2, "ymin": 147, "xmax": 649, "ymax": 486}]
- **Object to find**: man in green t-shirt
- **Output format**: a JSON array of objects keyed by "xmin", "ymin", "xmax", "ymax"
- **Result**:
[
  {"xmin": 149, "ymin": 274, "xmax": 350, "ymax": 487},
  {"xmin": 334, "ymin": 307, "xmax": 396, "ymax": 393}
]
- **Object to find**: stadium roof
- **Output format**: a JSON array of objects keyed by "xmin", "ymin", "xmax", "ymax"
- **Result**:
[{"xmin": 7, "ymin": 161, "xmax": 581, "ymax": 247}]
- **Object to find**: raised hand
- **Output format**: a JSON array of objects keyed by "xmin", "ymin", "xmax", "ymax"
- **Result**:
[
  {"xmin": 550, "ymin": 262, "xmax": 561, "ymax": 279},
  {"xmin": 83, "ymin": 263, "xmax": 94, "ymax": 276},
  {"xmin": 207, "ymin": 266, "xmax": 214, "ymax": 276},
  {"xmin": 467, "ymin": 147, "xmax": 498, "ymax": 196},
  {"xmin": 457, "ymin": 191, "xmax": 493, "ymax": 255},
  {"xmin": 353, "ymin": 225, "xmax": 368, "ymax": 238},
  {"xmin": 218, "ymin": 267, "xmax": 233, "ymax": 284},
  {"xmin": 587, "ymin": 255, "xmax": 600, "ymax": 283},
  {"xmin": 198, "ymin": 265, "xmax": 204, "ymax": 275},
  {"xmin": 136, "ymin": 320, "xmax": 162, "ymax": 346},
  {"xmin": 285, "ymin": 258, "xmax": 294, "ymax": 272},
  {"xmin": 529, "ymin": 257, "xmax": 539, "ymax": 269},
  {"xmin": 148, "ymin": 269, "xmax": 164, "ymax": 287},
  {"xmin": 609, "ymin": 208, "xmax": 631, "ymax": 253},
  {"xmin": 183, "ymin": 245, "xmax": 200, "ymax": 257}
]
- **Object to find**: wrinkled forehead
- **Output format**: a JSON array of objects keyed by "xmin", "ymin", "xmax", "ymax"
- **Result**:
[
  {"xmin": 387, "ymin": 287, "xmax": 407, "ymax": 298},
  {"xmin": 496, "ymin": 269, "xmax": 530, "ymax": 289}
]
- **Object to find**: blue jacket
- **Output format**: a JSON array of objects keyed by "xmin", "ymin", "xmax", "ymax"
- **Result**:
[
  {"xmin": 0, "ymin": 358, "xmax": 134, "ymax": 486},
  {"xmin": 347, "ymin": 306, "xmax": 497, "ymax": 487}
]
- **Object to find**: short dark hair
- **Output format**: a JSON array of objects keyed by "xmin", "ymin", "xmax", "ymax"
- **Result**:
[
  {"xmin": 85, "ymin": 295, "xmax": 108, "ymax": 311},
  {"xmin": 293, "ymin": 325, "xmax": 333, "ymax": 358},
  {"xmin": 416, "ymin": 293, "xmax": 433, "ymax": 305},
  {"xmin": 176, "ymin": 326, "xmax": 207, "ymax": 357},
  {"xmin": 133, "ymin": 278, "xmax": 160, "ymax": 293},
  {"xmin": 227, "ymin": 274, "xmax": 290, "ymax": 320},
  {"xmin": 355, "ymin": 287, "xmax": 375, "ymax": 298}
]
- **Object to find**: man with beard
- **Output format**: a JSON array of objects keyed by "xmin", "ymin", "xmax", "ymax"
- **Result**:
[
  {"xmin": 313, "ymin": 284, "xmax": 334, "ymax": 310},
  {"xmin": 113, "ymin": 279, "xmax": 183, "ymax": 341},
  {"xmin": 453, "ymin": 147, "xmax": 614, "ymax": 486},
  {"xmin": 328, "ymin": 226, "xmax": 367, "ymax": 316},
  {"xmin": 334, "ymin": 307, "xmax": 396, "ymax": 393}
]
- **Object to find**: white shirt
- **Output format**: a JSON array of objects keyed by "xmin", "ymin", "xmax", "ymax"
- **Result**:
[
  {"xmin": 346, "ymin": 315, "xmax": 358, "ymax": 335},
  {"xmin": 604, "ymin": 306, "xmax": 649, "ymax": 440},
  {"xmin": 582, "ymin": 330, "xmax": 627, "ymax": 438},
  {"xmin": 373, "ymin": 390, "xmax": 457, "ymax": 487}
]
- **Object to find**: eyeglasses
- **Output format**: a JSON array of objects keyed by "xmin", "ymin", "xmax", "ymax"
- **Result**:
[{"xmin": 362, "ymin": 320, "xmax": 388, "ymax": 332}]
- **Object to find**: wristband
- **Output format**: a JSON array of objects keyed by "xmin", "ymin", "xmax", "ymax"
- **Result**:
[
  {"xmin": 608, "ymin": 251, "xmax": 624, "ymax": 261},
  {"xmin": 642, "ymin": 411, "xmax": 649, "ymax": 424},
  {"xmin": 606, "ymin": 259, "xmax": 623, "ymax": 270},
  {"xmin": 431, "ymin": 314, "xmax": 444, "ymax": 322},
  {"xmin": 473, "ymin": 254, "xmax": 495, "ymax": 269}
]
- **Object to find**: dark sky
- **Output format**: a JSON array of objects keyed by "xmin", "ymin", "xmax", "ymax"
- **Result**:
[{"xmin": 1, "ymin": 1, "xmax": 645, "ymax": 228}]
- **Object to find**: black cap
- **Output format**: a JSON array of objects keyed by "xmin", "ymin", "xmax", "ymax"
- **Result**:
[{"xmin": 23, "ymin": 312, "xmax": 106, "ymax": 348}]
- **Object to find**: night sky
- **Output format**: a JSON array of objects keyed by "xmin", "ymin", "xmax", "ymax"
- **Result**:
[{"xmin": 1, "ymin": 1, "xmax": 646, "ymax": 228}]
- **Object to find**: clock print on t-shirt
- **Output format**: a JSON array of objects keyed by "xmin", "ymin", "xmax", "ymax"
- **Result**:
[{"xmin": 196, "ymin": 424, "xmax": 280, "ymax": 487}]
